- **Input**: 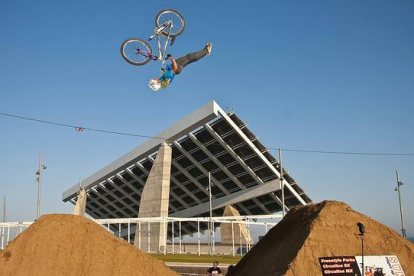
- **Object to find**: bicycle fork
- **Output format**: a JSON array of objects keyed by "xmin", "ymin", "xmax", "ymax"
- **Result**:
[
  {"xmin": 149, "ymin": 21, "xmax": 173, "ymax": 62},
  {"xmin": 158, "ymin": 30, "xmax": 172, "ymax": 62}
]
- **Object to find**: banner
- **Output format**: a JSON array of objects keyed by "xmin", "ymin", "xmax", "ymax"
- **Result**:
[
  {"xmin": 355, "ymin": 255, "xmax": 405, "ymax": 276},
  {"xmin": 319, "ymin": 255, "xmax": 405, "ymax": 276}
]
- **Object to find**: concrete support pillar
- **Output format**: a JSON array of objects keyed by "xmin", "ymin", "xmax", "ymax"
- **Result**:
[
  {"xmin": 134, "ymin": 142, "xmax": 172, "ymax": 252},
  {"xmin": 221, "ymin": 205, "xmax": 253, "ymax": 244},
  {"xmin": 73, "ymin": 189, "xmax": 87, "ymax": 216}
]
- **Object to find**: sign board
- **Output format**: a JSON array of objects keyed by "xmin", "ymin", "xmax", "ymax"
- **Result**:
[
  {"xmin": 355, "ymin": 255, "xmax": 405, "ymax": 276},
  {"xmin": 319, "ymin": 256, "xmax": 361, "ymax": 275},
  {"xmin": 319, "ymin": 255, "xmax": 405, "ymax": 276}
]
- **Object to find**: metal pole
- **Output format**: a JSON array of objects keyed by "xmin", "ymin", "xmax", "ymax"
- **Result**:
[
  {"xmin": 128, "ymin": 220, "xmax": 130, "ymax": 244},
  {"xmin": 172, "ymin": 221, "xmax": 175, "ymax": 254},
  {"xmin": 361, "ymin": 236, "xmax": 364, "ymax": 273},
  {"xmin": 357, "ymin": 222, "xmax": 365, "ymax": 272},
  {"xmin": 36, "ymin": 151, "xmax": 46, "ymax": 219},
  {"xmin": 36, "ymin": 152, "xmax": 42, "ymax": 219},
  {"xmin": 197, "ymin": 219, "xmax": 200, "ymax": 256},
  {"xmin": 239, "ymin": 224, "xmax": 242, "ymax": 256},
  {"xmin": 138, "ymin": 222, "xmax": 141, "ymax": 249},
  {"xmin": 395, "ymin": 171, "xmax": 407, "ymax": 238},
  {"xmin": 179, "ymin": 221, "xmax": 182, "ymax": 253},
  {"xmin": 231, "ymin": 221, "xmax": 235, "ymax": 257},
  {"xmin": 7, "ymin": 226, "xmax": 10, "ymax": 247},
  {"xmin": 208, "ymin": 172, "xmax": 213, "ymax": 255},
  {"xmin": 212, "ymin": 221, "xmax": 215, "ymax": 255},
  {"xmin": 279, "ymin": 149, "xmax": 285, "ymax": 217},
  {"xmin": 247, "ymin": 218, "xmax": 250, "ymax": 252}
]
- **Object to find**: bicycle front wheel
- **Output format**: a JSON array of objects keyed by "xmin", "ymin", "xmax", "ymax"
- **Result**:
[
  {"xmin": 120, "ymin": 38, "xmax": 153, "ymax": 66},
  {"xmin": 155, "ymin": 9, "xmax": 185, "ymax": 37}
]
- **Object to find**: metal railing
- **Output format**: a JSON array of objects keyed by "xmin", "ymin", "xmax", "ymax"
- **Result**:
[{"xmin": 0, "ymin": 214, "xmax": 281, "ymax": 256}]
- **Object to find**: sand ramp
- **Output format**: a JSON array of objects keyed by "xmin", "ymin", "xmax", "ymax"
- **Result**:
[
  {"xmin": 0, "ymin": 214, "xmax": 178, "ymax": 276},
  {"xmin": 227, "ymin": 200, "xmax": 414, "ymax": 276}
]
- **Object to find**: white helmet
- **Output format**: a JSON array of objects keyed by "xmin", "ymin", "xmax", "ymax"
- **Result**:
[{"xmin": 149, "ymin": 79, "xmax": 161, "ymax": 91}]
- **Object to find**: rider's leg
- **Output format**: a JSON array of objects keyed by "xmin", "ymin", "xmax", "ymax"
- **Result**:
[{"xmin": 175, "ymin": 46, "xmax": 209, "ymax": 75}]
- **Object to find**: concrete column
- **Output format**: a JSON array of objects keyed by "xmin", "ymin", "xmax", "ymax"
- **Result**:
[
  {"xmin": 221, "ymin": 205, "xmax": 253, "ymax": 245},
  {"xmin": 73, "ymin": 189, "xmax": 87, "ymax": 216},
  {"xmin": 134, "ymin": 142, "xmax": 172, "ymax": 252}
]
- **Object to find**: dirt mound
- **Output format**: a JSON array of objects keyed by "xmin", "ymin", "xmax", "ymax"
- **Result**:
[
  {"xmin": 0, "ymin": 214, "xmax": 178, "ymax": 276},
  {"xmin": 227, "ymin": 200, "xmax": 414, "ymax": 276}
]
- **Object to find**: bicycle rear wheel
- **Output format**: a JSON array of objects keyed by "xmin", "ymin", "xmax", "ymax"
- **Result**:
[
  {"xmin": 155, "ymin": 9, "xmax": 185, "ymax": 37},
  {"xmin": 120, "ymin": 38, "xmax": 153, "ymax": 66}
]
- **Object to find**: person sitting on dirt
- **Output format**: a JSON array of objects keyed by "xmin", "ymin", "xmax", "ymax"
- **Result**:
[
  {"xmin": 207, "ymin": 261, "xmax": 222, "ymax": 275},
  {"xmin": 148, "ymin": 43, "xmax": 212, "ymax": 91}
]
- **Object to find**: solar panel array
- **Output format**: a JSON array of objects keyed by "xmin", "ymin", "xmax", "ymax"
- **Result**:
[{"xmin": 65, "ymin": 108, "xmax": 312, "ymax": 239}]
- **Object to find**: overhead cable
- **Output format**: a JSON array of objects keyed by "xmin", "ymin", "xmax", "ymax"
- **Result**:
[{"xmin": 1, "ymin": 111, "xmax": 413, "ymax": 156}]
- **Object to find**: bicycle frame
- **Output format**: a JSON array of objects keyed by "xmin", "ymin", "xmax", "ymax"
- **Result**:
[
  {"xmin": 148, "ymin": 21, "xmax": 174, "ymax": 65},
  {"xmin": 120, "ymin": 9, "xmax": 184, "ymax": 67}
]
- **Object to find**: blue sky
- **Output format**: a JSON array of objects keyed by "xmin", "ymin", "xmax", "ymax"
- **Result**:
[{"xmin": 1, "ymin": 0, "xmax": 413, "ymax": 237}]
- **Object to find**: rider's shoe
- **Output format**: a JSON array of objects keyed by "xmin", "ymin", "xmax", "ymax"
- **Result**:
[{"xmin": 205, "ymin": 43, "xmax": 212, "ymax": 55}]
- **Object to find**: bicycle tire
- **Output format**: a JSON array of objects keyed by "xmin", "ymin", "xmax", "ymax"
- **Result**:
[
  {"xmin": 155, "ymin": 9, "xmax": 185, "ymax": 37},
  {"xmin": 120, "ymin": 38, "xmax": 153, "ymax": 66}
]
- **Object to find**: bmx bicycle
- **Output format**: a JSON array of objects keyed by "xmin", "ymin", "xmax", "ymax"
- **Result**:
[{"xmin": 120, "ymin": 9, "xmax": 185, "ymax": 67}]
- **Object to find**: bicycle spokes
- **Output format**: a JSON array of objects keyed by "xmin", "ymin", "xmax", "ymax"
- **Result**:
[
  {"xmin": 155, "ymin": 10, "xmax": 185, "ymax": 37},
  {"xmin": 136, "ymin": 49, "xmax": 158, "ymax": 61},
  {"xmin": 121, "ymin": 38, "xmax": 153, "ymax": 66},
  {"xmin": 135, "ymin": 48, "xmax": 149, "ymax": 57}
]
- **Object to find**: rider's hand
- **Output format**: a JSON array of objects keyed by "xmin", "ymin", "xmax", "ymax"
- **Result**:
[{"xmin": 166, "ymin": 54, "xmax": 172, "ymax": 59}]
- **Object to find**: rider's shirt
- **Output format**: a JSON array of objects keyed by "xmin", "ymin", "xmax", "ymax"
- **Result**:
[{"xmin": 159, "ymin": 64, "xmax": 175, "ymax": 89}]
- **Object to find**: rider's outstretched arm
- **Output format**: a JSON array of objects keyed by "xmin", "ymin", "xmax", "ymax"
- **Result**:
[{"xmin": 170, "ymin": 56, "xmax": 178, "ymax": 72}]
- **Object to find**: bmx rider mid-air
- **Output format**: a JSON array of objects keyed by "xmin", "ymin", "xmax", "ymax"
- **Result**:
[{"xmin": 149, "ymin": 42, "xmax": 212, "ymax": 91}]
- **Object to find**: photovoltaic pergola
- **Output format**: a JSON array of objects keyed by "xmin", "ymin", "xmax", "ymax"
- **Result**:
[{"xmin": 62, "ymin": 101, "xmax": 312, "ymax": 238}]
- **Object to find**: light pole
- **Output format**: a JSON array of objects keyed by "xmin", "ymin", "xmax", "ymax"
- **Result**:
[
  {"xmin": 279, "ymin": 149, "xmax": 285, "ymax": 217},
  {"xmin": 357, "ymin": 222, "xmax": 365, "ymax": 273},
  {"xmin": 35, "ymin": 151, "xmax": 47, "ymax": 219},
  {"xmin": 208, "ymin": 172, "xmax": 213, "ymax": 255},
  {"xmin": 395, "ymin": 171, "xmax": 406, "ymax": 238}
]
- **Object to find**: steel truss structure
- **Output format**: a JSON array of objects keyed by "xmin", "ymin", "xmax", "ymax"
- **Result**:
[{"xmin": 62, "ymin": 101, "xmax": 312, "ymax": 240}]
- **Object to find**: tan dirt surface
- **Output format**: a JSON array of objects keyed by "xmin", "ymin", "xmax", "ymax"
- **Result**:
[
  {"xmin": 227, "ymin": 200, "xmax": 414, "ymax": 276},
  {"xmin": 0, "ymin": 214, "xmax": 179, "ymax": 276}
]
